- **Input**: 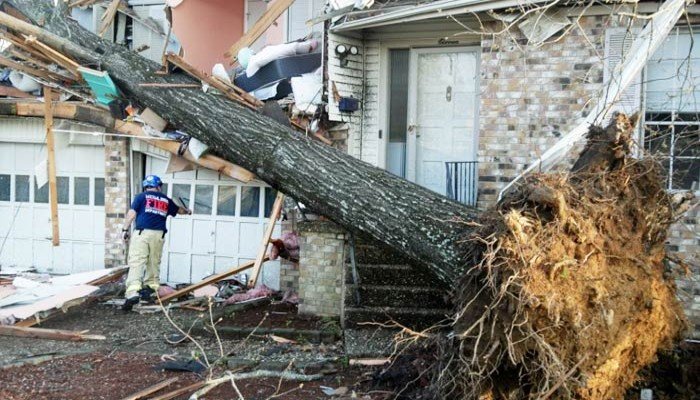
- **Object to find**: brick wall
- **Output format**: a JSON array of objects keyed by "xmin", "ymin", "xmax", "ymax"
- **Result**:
[
  {"xmin": 103, "ymin": 136, "xmax": 130, "ymax": 268},
  {"xmin": 669, "ymin": 207, "xmax": 700, "ymax": 339},
  {"xmin": 477, "ymin": 16, "xmax": 609, "ymax": 207},
  {"xmin": 297, "ymin": 220, "xmax": 346, "ymax": 316}
]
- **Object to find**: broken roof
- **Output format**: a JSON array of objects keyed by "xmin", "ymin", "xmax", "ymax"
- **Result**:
[{"xmin": 330, "ymin": 0, "xmax": 557, "ymax": 32}]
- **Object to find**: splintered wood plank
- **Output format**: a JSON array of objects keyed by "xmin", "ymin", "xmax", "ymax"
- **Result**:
[
  {"xmin": 23, "ymin": 34, "xmax": 82, "ymax": 78},
  {"xmin": 159, "ymin": 258, "xmax": 268, "ymax": 304},
  {"xmin": 164, "ymin": 53, "xmax": 257, "ymax": 109},
  {"xmin": 224, "ymin": 0, "xmax": 295, "ymax": 63},
  {"xmin": 0, "ymin": 325, "xmax": 106, "ymax": 341},
  {"xmin": 149, "ymin": 381, "xmax": 207, "ymax": 400},
  {"xmin": 248, "ymin": 192, "xmax": 285, "ymax": 288},
  {"xmin": 119, "ymin": 377, "xmax": 178, "ymax": 400},
  {"xmin": 98, "ymin": 0, "xmax": 121, "ymax": 37},
  {"xmin": 44, "ymin": 86, "xmax": 59, "ymax": 246}
]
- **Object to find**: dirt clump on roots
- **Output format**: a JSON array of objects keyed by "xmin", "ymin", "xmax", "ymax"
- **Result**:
[{"xmin": 436, "ymin": 114, "xmax": 690, "ymax": 399}]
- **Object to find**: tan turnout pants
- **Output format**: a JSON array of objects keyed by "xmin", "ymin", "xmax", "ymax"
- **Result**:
[{"xmin": 125, "ymin": 229, "xmax": 165, "ymax": 297}]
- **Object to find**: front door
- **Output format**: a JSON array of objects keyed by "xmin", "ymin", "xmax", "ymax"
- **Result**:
[{"xmin": 405, "ymin": 48, "xmax": 479, "ymax": 196}]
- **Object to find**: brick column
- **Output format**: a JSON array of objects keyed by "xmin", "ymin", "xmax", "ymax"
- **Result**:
[
  {"xmin": 104, "ymin": 136, "xmax": 130, "ymax": 268},
  {"xmin": 297, "ymin": 221, "xmax": 346, "ymax": 316}
]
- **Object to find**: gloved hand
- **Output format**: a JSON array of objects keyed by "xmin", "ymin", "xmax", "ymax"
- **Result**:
[{"xmin": 122, "ymin": 228, "xmax": 130, "ymax": 242}]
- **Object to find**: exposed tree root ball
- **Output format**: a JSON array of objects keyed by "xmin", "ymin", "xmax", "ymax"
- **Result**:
[{"xmin": 437, "ymin": 114, "xmax": 689, "ymax": 399}]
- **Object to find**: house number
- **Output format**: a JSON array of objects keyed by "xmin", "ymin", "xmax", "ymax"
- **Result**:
[{"xmin": 446, "ymin": 85, "xmax": 452, "ymax": 102}]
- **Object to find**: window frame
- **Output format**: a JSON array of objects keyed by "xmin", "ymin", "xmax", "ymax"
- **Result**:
[{"xmin": 640, "ymin": 26, "xmax": 700, "ymax": 193}]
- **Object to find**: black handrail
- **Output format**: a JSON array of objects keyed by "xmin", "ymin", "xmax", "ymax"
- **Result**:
[{"xmin": 446, "ymin": 161, "xmax": 478, "ymax": 206}]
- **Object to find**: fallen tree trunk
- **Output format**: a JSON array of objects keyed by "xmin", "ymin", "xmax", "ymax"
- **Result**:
[{"xmin": 0, "ymin": 0, "xmax": 473, "ymax": 284}]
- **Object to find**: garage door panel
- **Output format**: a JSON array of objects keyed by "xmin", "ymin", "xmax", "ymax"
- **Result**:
[
  {"xmin": 168, "ymin": 219, "xmax": 192, "ymax": 249},
  {"xmin": 0, "ymin": 204, "xmax": 12, "ymax": 233},
  {"xmin": 32, "ymin": 209, "xmax": 51, "ymax": 240},
  {"xmin": 72, "ymin": 242, "xmax": 94, "ymax": 272},
  {"xmin": 58, "ymin": 209, "xmax": 73, "ymax": 240},
  {"xmin": 0, "ymin": 238, "xmax": 13, "ymax": 266},
  {"xmin": 12, "ymin": 207, "xmax": 32, "ymax": 238},
  {"xmin": 214, "ymin": 256, "xmax": 236, "ymax": 273},
  {"xmin": 33, "ymin": 239, "xmax": 51, "ymax": 270},
  {"xmin": 52, "ymin": 242, "xmax": 73, "ymax": 273},
  {"xmin": 73, "ymin": 146, "xmax": 98, "ymax": 173},
  {"xmin": 15, "ymin": 145, "xmax": 35, "ymax": 173},
  {"xmin": 239, "ymin": 223, "xmax": 263, "ymax": 258},
  {"xmin": 191, "ymin": 219, "xmax": 213, "ymax": 254},
  {"xmin": 0, "ymin": 144, "xmax": 14, "ymax": 169},
  {"xmin": 93, "ymin": 244, "xmax": 105, "ymax": 269},
  {"xmin": 167, "ymin": 252, "xmax": 191, "ymax": 283},
  {"xmin": 215, "ymin": 221, "xmax": 238, "ymax": 256},
  {"xmin": 1, "ymin": 140, "xmax": 105, "ymax": 272},
  {"xmin": 93, "ymin": 210, "xmax": 105, "ymax": 242},
  {"xmin": 191, "ymin": 255, "xmax": 214, "ymax": 282}
]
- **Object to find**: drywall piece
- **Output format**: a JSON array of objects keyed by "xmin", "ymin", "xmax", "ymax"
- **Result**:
[
  {"xmin": 139, "ymin": 107, "xmax": 168, "ymax": 131},
  {"xmin": 0, "ymin": 285, "xmax": 97, "ymax": 321},
  {"xmin": 517, "ymin": 8, "xmax": 570, "ymax": 45}
]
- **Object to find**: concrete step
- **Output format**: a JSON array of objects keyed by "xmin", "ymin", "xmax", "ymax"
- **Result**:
[
  {"xmin": 348, "ymin": 243, "xmax": 414, "ymax": 265},
  {"xmin": 344, "ymin": 306, "xmax": 450, "ymax": 330},
  {"xmin": 343, "ymin": 328, "xmax": 397, "ymax": 357},
  {"xmin": 346, "ymin": 264, "xmax": 442, "ymax": 287},
  {"xmin": 345, "ymin": 284, "xmax": 449, "ymax": 309}
]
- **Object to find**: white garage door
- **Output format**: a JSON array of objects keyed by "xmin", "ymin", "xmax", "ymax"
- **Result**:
[
  {"xmin": 0, "ymin": 120, "xmax": 105, "ymax": 274},
  {"xmin": 145, "ymin": 156, "xmax": 282, "ymax": 290}
]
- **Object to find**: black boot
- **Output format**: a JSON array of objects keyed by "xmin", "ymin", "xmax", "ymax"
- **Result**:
[
  {"xmin": 122, "ymin": 295, "xmax": 140, "ymax": 312},
  {"xmin": 139, "ymin": 287, "xmax": 157, "ymax": 304}
]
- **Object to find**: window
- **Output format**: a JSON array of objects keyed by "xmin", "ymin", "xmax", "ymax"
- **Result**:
[
  {"xmin": 35, "ymin": 176, "xmax": 70, "ymax": 204},
  {"xmin": 172, "ymin": 184, "xmax": 191, "ymax": 209},
  {"xmin": 644, "ymin": 29, "xmax": 700, "ymax": 191},
  {"xmin": 0, "ymin": 174, "xmax": 9, "ymax": 201},
  {"xmin": 15, "ymin": 175, "xmax": 29, "ymax": 202},
  {"xmin": 57, "ymin": 176, "xmax": 69, "ymax": 204},
  {"xmin": 240, "ymin": 186, "xmax": 260, "ymax": 217},
  {"xmin": 74, "ymin": 177, "xmax": 90, "ymax": 205},
  {"xmin": 217, "ymin": 186, "xmax": 236, "ymax": 216},
  {"xmin": 35, "ymin": 178, "xmax": 48, "ymax": 203},
  {"xmin": 193, "ymin": 184, "xmax": 213, "ymax": 215},
  {"xmin": 94, "ymin": 178, "xmax": 105, "ymax": 206},
  {"xmin": 387, "ymin": 49, "xmax": 410, "ymax": 178},
  {"xmin": 264, "ymin": 187, "xmax": 277, "ymax": 217}
]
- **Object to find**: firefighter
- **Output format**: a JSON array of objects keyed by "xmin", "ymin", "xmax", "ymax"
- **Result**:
[{"xmin": 121, "ymin": 175, "xmax": 191, "ymax": 311}]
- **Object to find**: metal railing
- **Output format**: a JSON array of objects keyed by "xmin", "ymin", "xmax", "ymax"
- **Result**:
[{"xmin": 446, "ymin": 161, "xmax": 478, "ymax": 206}]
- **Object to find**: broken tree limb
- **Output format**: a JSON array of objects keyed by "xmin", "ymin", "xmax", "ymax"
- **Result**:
[
  {"xmin": 0, "ymin": 99, "xmax": 256, "ymax": 183},
  {"xmin": 119, "ymin": 377, "xmax": 178, "ymax": 400},
  {"xmin": 0, "ymin": 2, "xmax": 474, "ymax": 284},
  {"xmin": 0, "ymin": 325, "xmax": 106, "ymax": 341},
  {"xmin": 150, "ymin": 381, "xmax": 207, "ymax": 400},
  {"xmin": 190, "ymin": 370, "xmax": 324, "ymax": 400},
  {"xmin": 159, "ymin": 258, "xmax": 268, "ymax": 304},
  {"xmin": 248, "ymin": 192, "xmax": 285, "ymax": 288}
]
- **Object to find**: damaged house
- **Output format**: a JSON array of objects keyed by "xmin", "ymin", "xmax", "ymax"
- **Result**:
[
  {"xmin": 0, "ymin": 0, "xmax": 697, "ymax": 397},
  {"xmin": 0, "ymin": 0, "xmax": 697, "ymax": 348}
]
